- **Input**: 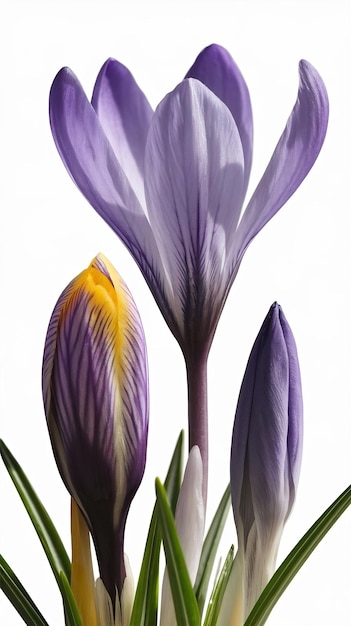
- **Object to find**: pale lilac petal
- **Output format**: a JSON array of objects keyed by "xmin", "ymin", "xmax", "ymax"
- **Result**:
[
  {"xmin": 91, "ymin": 58, "xmax": 153, "ymax": 206},
  {"xmin": 279, "ymin": 311, "xmax": 303, "ymax": 508},
  {"xmin": 144, "ymin": 78, "xmax": 245, "ymax": 346},
  {"xmin": 119, "ymin": 555, "xmax": 134, "ymax": 626},
  {"xmin": 230, "ymin": 303, "xmax": 303, "ymax": 618},
  {"xmin": 95, "ymin": 579, "xmax": 114, "ymax": 626},
  {"xmin": 174, "ymin": 446, "xmax": 204, "ymax": 581},
  {"xmin": 49, "ymin": 68, "xmax": 168, "ymax": 311},
  {"xmin": 160, "ymin": 447, "xmax": 204, "ymax": 626},
  {"xmin": 231, "ymin": 303, "xmax": 303, "ymax": 546},
  {"xmin": 233, "ymin": 60, "xmax": 329, "ymax": 267},
  {"xmin": 186, "ymin": 44, "xmax": 253, "ymax": 193}
]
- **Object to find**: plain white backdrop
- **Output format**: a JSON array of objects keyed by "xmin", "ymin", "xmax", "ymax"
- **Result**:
[{"xmin": 1, "ymin": 1, "xmax": 350, "ymax": 624}]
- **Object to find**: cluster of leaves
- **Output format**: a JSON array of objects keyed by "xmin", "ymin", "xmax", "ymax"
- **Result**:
[{"xmin": 1, "ymin": 436, "xmax": 350, "ymax": 626}]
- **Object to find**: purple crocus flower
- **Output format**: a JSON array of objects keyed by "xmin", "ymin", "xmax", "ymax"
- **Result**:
[
  {"xmin": 49, "ymin": 44, "xmax": 327, "ymax": 503},
  {"xmin": 42, "ymin": 253, "xmax": 149, "ymax": 611},
  {"xmin": 225, "ymin": 303, "xmax": 303, "ymax": 623}
]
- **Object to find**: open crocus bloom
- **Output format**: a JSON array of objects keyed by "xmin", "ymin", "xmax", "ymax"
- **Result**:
[
  {"xmin": 222, "ymin": 302, "xmax": 303, "ymax": 624},
  {"xmin": 49, "ymin": 44, "xmax": 328, "ymax": 502},
  {"xmin": 49, "ymin": 44, "xmax": 328, "ymax": 358},
  {"xmin": 42, "ymin": 253, "xmax": 149, "ymax": 619}
]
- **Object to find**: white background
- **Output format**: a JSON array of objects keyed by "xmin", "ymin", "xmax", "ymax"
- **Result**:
[{"xmin": 1, "ymin": 0, "xmax": 350, "ymax": 624}]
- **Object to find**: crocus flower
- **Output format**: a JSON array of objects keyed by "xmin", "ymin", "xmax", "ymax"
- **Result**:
[
  {"xmin": 221, "ymin": 302, "xmax": 303, "ymax": 624},
  {"xmin": 42, "ymin": 253, "xmax": 149, "ymax": 617},
  {"xmin": 49, "ymin": 44, "xmax": 327, "ymax": 503}
]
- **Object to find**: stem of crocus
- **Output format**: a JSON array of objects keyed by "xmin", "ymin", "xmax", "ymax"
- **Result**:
[{"xmin": 186, "ymin": 351, "xmax": 208, "ymax": 508}]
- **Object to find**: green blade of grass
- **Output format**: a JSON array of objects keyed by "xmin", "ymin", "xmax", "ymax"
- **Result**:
[
  {"xmin": 59, "ymin": 572, "xmax": 83, "ymax": 626},
  {"xmin": 245, "ymin": 484, "xmax": 351, "ymax": 626},
  {"xmin": 203, "ymin": 546, "xmax": 234, "ymax": 626},
  {"xmin": 0, "ymin": 439, "xmax": 71, "ymax": 584},
  {"xmin": 155, "ymin": 478, "xmax": 200, "ymax": 626},
  {"xmin": 194, "ymin": 484, "xmax": 231, "ymax": 615},
  {"xmin": 0, "ymin": 554, "xmax": 49, "ymax": 626},
  {"xmin": 0, "ymin": 440, "xmax": 83, "ymax": 625}
]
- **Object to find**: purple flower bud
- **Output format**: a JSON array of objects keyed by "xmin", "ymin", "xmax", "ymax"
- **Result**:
[
  {"xmin": 230, "ymin": 302, "xmax": 303, "ymax": 619},
  {"xmin": 42, "ymin": 253, "xmax": 149, "ymax": 606}
]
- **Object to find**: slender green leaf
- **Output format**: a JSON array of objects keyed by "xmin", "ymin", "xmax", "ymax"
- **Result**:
[
  {"xmin": 0, "ymin": 439, "xmax": 71, "ymax": 585},
  {"xmin": 203, "ymin": 546, "xmax": 234, "ymax": 626},
  {"xmin": 155, "ymin": 478, "xmax": 201, "ymax": 626},
  {"xmin": 245, "ymin": 484, "xmax": 351, "ymax": 626},
  {"xmin": 59, "ymin": 572, "xmax": 83, "ymax": 626},
  {"xmin": 130, "ymin": 431, "xmax": 184, "ymax": 626},
  {"xmin": 194, "ymin": 484, "xmax": 231, "ymax": 615},
  {"xmin": 0, "ymin": 554, "xmax": 49, "ymax": 626}
]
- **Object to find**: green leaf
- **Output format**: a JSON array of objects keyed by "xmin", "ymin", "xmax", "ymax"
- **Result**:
[
  {"xmin": 130, "ymin": 431, "xmax": 184, "ymax": 626},
  {"xmin": 59, "ymin": 572, "xmax": 83, "ymax": 626},
  {"xmin": 155, "ymin": 478, "xmax": 200, "ymax": 626},
  {"xmin": 194, "ymin": 484, "xmax": 231, "ymax": 615},
  {"xmin": 0, "ymin": 554, "xmax": 49, "ymax": 626},
  {"xmin": 244, "ymin": 484, "xmax": 351, "ymax": 626},
  {"xmin": 0, "ymin": 439, "xmax": 71, "ymax": 585},
  {"xmin": 203, "ymin": 545, "xmax": 234, "ymax": 626}
]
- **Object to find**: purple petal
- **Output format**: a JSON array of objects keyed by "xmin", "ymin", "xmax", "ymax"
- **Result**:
[
  {"xmin": 49, "ymin": 68, "xmax": 167, "ymax": 310},
  {"xmin": 233, "ymin": 60, "xmax": 329, "ymax": 266},
  {"xmin": 280, "ymin": 311, "xmax": 303, "ymax": 507},
  {"xmin": 231, "ymin": 303, "xmax": 303, "ymax": 543},
  {"xmin": 144, "ymin": 78, "xmax": 245, "ymax": 347},
  {"xmin": 230, "ymin": 304, "xmax": 303, "ymax": 618},
  {"xmin": 42, "ymin": 254, "xmax": 149, "ymax": 599},
  {"xmin": 91, "ymin": 58, "xmax": 153, "ymax": 206},
  {"xmin": 43, "ymin": 255, "xmax": 148, "ymax": 508},
  {"xmin": 186, "ymin": 44, "xmax": 253, "ymax": 194}
]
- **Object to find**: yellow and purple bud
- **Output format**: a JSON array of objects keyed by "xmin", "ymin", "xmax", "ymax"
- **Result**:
[
  {"xmin": 42, "ymin": 253, "xmax": 149, "ymax": 610},
  {"xmin": 221, "ymin": 303, "xmax": 303, "ymax": 625}
]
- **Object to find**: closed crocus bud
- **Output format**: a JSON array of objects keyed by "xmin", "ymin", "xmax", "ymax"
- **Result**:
[
  {"xmin": 227, "ymin": 303, "xmax": 303, "ymax": 624},
  {"xmin": 42, "ymin": 253, "xmax": 149, "ymax": 613}
]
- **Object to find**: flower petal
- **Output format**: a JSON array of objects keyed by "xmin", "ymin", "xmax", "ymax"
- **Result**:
[
  {"xmin": 42, "ymin": 254, "xmax": 149, "ymax": 600},
  {"xmin": 49, "ymin": 68, "xmax": 167, "ymax": 307},
  {"xmin": 160, "ymin": 446, "xmax": 204, "ymax": 626},
  {"xmin": 43, "ymin": 255, "xmax": 148, "ymax": 515},
  {"xmin": 144, "ymin": 78, "xmax": 245, "ymax": 347},
  {"xmin": 233, "ymin": 60, "xmax": 329, "ymax": 265},
  {"xmin": 95, "ymin": 579, "xmax": 114, "ymax": 626},
  {"xmin": 230, "ymin": 303, "xmax": 303, "ymax": 619},
  {"xmin": 231, "ymin": 304, "xmax": 302, "ymax": 541},
  {"xmin": 279, "ymin": 309, "xmax": 303, "ymax": 511},
  {"xmin": 119, "ymin": 554, "xmax": 134, "ymax": 626},
  {"xmin": 91, "ymin": 58, "xmax": 153, "ymax": 206},
  {"xmin": 186, "ymin": 44, "xmax": 253, "ymax": 194}
]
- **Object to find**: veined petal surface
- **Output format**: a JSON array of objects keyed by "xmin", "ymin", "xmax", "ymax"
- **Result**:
[
  {"xmin": 42, "ymin": 253, "xmax": 149, "ymax": 600},
  {"xmin": 92, "ymin": 58, "xmax": 153, "ymax": 207},
  {"xmin": 230, "ymin": 303, "xmax": 303, "ymax": 618},
  {"xmin": 49, "ymin": 68, "xmax": 167, "ymax": 310},
  {"xmin": 144, "ymin": 78, "xmax": 245, "ymax": 350},
  {"xmin": 233, "ymin": 60, "xmax": 329, "ymax": 267},
  {"xmin": 186, "ymin": 44, "xmax": 253, "ymax": 194}
]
